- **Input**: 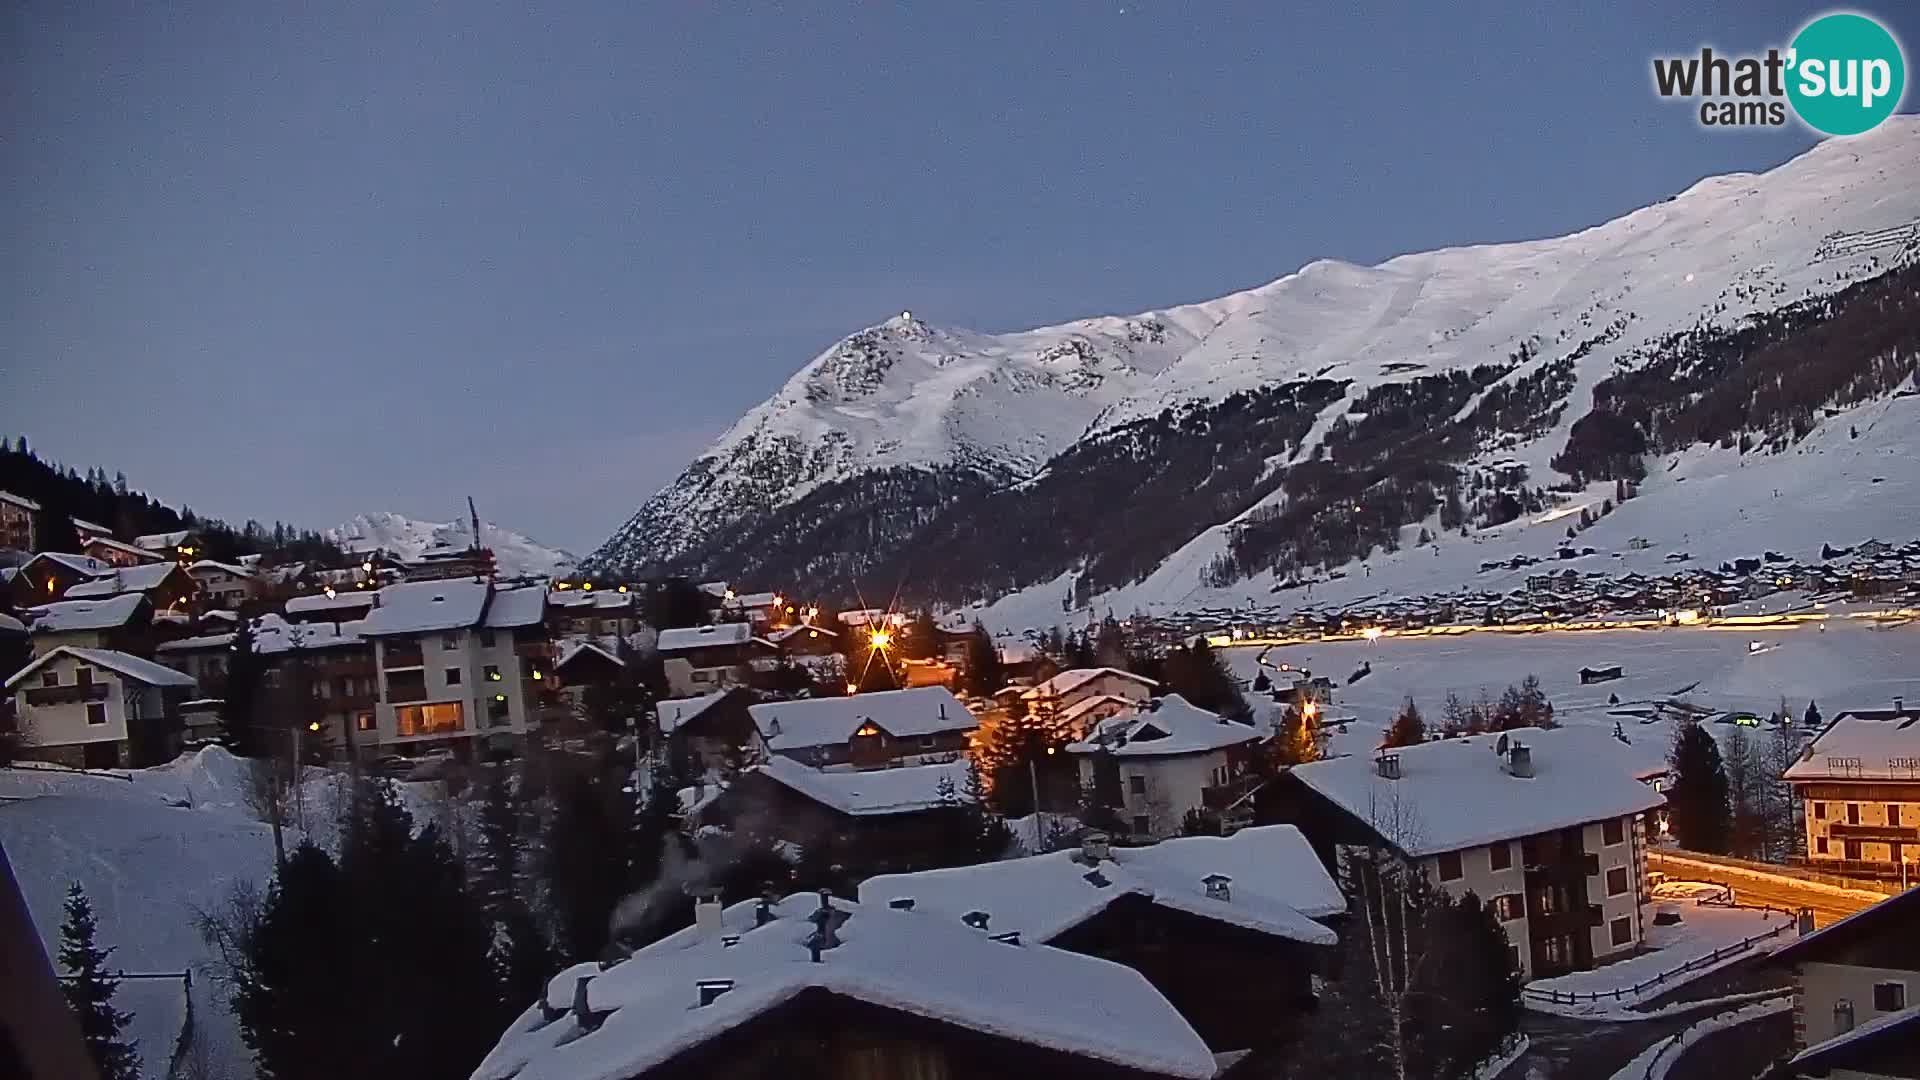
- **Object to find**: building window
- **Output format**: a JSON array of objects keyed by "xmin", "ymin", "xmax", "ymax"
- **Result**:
[
  {"xmin": 395, "ymin": 702, "xmax": 464, "ymax": 736},
  {"xmin": 1610, "ymin": 916, "xmax": 1633, "ymax": 947},
  {"xmin": 85, "ymin": 703, "xmax": 108, "ymax": 726},
  {"xmin": 1131, "ymin": 815, "xmax": 1150, "ymax": 836},
  {"xmin": 920, "ymin": 736, "xmax": 936, "ymax": 749},
  {"xmin": 1543, "ymin": 935, "xmax": 1571, "ymax": 967},
  {"xmin": 76, "ymin": 666, "xmax": 93, "ymax": 687},
  {"xmin": 1437, "ymin": 851, "xmax": 1464, "ymax": 881},
  {"xmin": 41, "ymin": 671, "xmax": 59, "ymax": 688},
  {"xmin": 1489, "ymin": 841, "xmax": 1512, "ymax": 871},
  {"xmin": 1602, "ymin": 818, "xmax": 1625, "ymax": 846},
  {"xmin": 484, "ymin": 665, "xmax": 501, "ymax": 683},
  {"xmin": 1607, "ymin": 867, "xmax": 1630, "ymax": 896},
  {"xmin": 442, "ymin": 634, "xmax": 460, "ymax": 651},
  {"xmin": 356, "ymin": 712, "xmax": 375, "ymax": 732},
  {"xmin": 1813, "ymin": 801, "xmax": 1826, "ymax": 819},
  {"xmin": 1834, "ymin": 999, "xmax": 1855, "ymax": 1034},
  {"xmin": 1891, "ymin": 805, "xmax": 1903, "ymax": 827},
  {"xmin": 446, "ymin": 668, "xmax": 462, "ymax": 686},
  {"xmin": 1848, "ymin": 804, "xmax": 1860, "ymax": 825},
  {"xmin": 1128, "ymin": 775, "xmax": 1146, "ymax": 796},
  {"xmin": 1493, "ymin": 894, "xmax": 1523, "ymax": 921},
  {"xmin": 479, "ymin": 630, "xmax": 496, "ymax": 648},
  {"xmin": 1874, "ymin": 982, "xmax": 1907, "ymax": 1012},
  {"xmin": 1816, "ymin": 836, "xmax": 1829, "ymax": 854}
]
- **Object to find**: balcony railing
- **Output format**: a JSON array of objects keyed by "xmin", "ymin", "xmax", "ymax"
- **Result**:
[
  {"xmin": 382, "ymin": 644, "xmax": 425, "ymax": 669},
  {"xmin": 24, "ymin": 683, "xmax": 111, "ymax": 707},
  {"xmin": 1201, "ymin": 775, "xmax": 1261, "ymax": 812}
]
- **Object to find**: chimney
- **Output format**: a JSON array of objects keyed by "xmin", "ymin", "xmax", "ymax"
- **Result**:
[
  {"xmin": 1203, "ymin": 874, "xmax": 1232, "ymax": 902},
  {"xmin": 888, "ymin": 897, "xmax": 916, "ymax": 911},
  {"xmin": 768, "ymin": 717, "xmax": 782, "ymax": 738},
  {"xmin": 690, "ymin": 886, "xmax": 723, "ymax": 941},
  {"xmin": 756, "ymin": 885, "xmax": 779, "ymax": 927},
  {"xmin": 696, "ymin": 978, "xmax": 735, "ymax": 1007},
  {"xmin": 1507, "ymin": 744, "xmax": 1534, "ymax": 779},
  {"xmin": 805, "ymin": 890, "xmax": 844, "ymax": 961},
  {"xmin": 1897, "ymin": 696, "xmax": 1906, "ymax": 713},
  {"xmin": 721, "ymin": 934, "xmax": 741, "ymax": 949},
  {"xmin": 1080, "ymin": 831, "xmax": 1111, "ymax": 864},
  {"xmin": 961, "ymin": 910, "xmax": 991, "ymax": 931},
  {"xmin": 939, "ymin": 702, "xmax": 947, "ymax": 722},
  {"xmin": 571, "ymin": 975, "xmax": 606, "ymax": 1031},
  {"xmin": 1376, "ymin": 752, "xmax": 1401, "ymax": 780}
]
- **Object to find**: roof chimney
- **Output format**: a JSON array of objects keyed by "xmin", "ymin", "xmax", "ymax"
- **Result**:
[
  {"xmin": 961, "ymin": 910, "xmax": 991, "ymax": 931},
  {"xmin": 691, "ymin": 887, "xmax": 723, "ymax": 942},
  {"xmin": 1080, "ymin": 831, "xmax": 1111, "ymax": 864},
  {"xmin": 696, "ymin": 978, "xmax": 734, "ymax": 1007},
  {"xmin": 1203, "ymin": 873, "xmax": 1232, "ymax": 902},
  {"xmin": 755, "ymin": 886, "xmax": 778, "ymax": 927},
  {"xmin": 571, "ymin": 975, "xmax": 606, "ymax": 1031},
  {"xmin": 1506, "ymin": 744, "xmax": 1534, "ymax": 779},
  {"xmin": 1376, "ymin": 752, "xmax": 1401, "ymax": 780},
  {"xmin": 805, "ymin": 890, "xmax": 845, "ymax": 961},
  {"xmin": 1897, "ymin": 696, "xmax": 1906, "ymax": 713}
]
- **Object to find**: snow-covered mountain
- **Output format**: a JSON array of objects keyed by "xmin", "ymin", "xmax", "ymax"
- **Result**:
[
  {"xmin": 588, "ymin": 119, "xmax": 1920, "ymax": 609},
  {"xmin": 328, "ymin": 512, "xmax": 575, "ymax": 579}
]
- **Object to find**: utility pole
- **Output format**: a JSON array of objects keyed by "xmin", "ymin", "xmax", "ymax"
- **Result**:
[{"xmin": 1029, "ymin": 756, "xmax": 1043, "ymax": 852}]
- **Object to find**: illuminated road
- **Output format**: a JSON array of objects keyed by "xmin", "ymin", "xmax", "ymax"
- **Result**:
[{"xmin": 1647, "ymin": 851, "xmax": 1895, "ymax": 928}]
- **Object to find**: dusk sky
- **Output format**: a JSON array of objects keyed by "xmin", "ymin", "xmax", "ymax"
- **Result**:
[{"xmin": 5, "ymin": 1, "xmax": 1914, "ymax": 552}]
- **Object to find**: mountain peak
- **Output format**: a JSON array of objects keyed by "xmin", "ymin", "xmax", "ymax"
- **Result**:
[{"xmin": 327, "ymin": 512, "xmax": 575, "ymax": 579}]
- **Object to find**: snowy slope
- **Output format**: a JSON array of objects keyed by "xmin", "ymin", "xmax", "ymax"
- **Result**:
[
  {"xmin": 328, "ymin": 511, "xmax": 575, "ymax": 579},
  {"xmin": 592, "ymin": 119, "xmax": 1920, "ymax": 597}
]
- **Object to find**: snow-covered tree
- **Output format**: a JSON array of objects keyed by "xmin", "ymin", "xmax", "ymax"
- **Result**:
[{"xmin": 1382, "ymin": 698, "xmax": 1426, "ymax": 749}]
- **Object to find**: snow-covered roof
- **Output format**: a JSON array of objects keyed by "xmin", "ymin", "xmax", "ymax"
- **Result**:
[
  {"xmin": 860, "ymin": 825, "xmax": 1341, "ymax": 946},
  {"xmin": 135, "ymin": 530, "xmax": 191, "ymax": 550},
  {"xmin": 63, "ymin": 562, "xmax": 182, "ymax": 598},
  {"xmin": 1058, "ymin": 693, "xmax": 1137, "ymax": 726},
  {"xmin": 355, "ymin": 580, "xmax": 490, "ymax": 636},
  {"xmin": 188, "ymin": 559, "xmax": 254, "ymax": 579},
  {"xmin": 749, "ymin": 687, "xmax": 976, "ymax": 752},
  {"xmin": 656, "ymin": 621, "xmax": 754, "ymax": 652},
  {"xmin": 754, "ymin": 756, "xmax": 973, "ymax": 816},
  {"xmin": 1784, "ymin": 708, "xmax": 1920, "ymax": 782},
  {"xmin": 283, "ymin": 591, "xmax": 377, "ymax": 615},
  {"xmin": 556, "ymin": 638, "xmax": 624, "ymax": 671},
  {"xmin": 251, "ymin": 613, "xmax": 366, "ymax": 655},
  {"xmin": 0, "ymin": 490, "xmax": 41, "ymax": 512},
  {"xmin": 484, "ymin": 585, "xmax": 549, "ymax": 629},
  {"xmin": 656, "ymin": 689, "xmax": 735, "ymax": 734},
  {"xmin": 0, "ymin": 612, "xmax": 24, "ymax": 635},
  {"xmin": 155, "ymin": 633, "xmax": 236, "ymax": 654},
  {"xmin": 1289, "ymin": 726, "xmax": 1666, "ymax": 858},
  {"xmin": 24, "ymin": 552, "xmax": 113, "ymax": 578},
  {"xmin": 1023, "ymin": 667, "xmax": 1157, "ymax": 701},
  {"xmin": 472, "ymin": 893, "xmax": 1216, "ymax": 1080},
  {"xmin": 26, "ymin": 593, "xmax": 148, "ymax": 633},
  {"xmin": 1065, "ymin": 695, "xmax": 1261, "ymax": 757},
  {"xmin": 6, "ymin": 646, "xmax": 196, "ymax": 691},
  {"xmin": 1788, "ymin": 1002, "xmax": 1920, "ymax": 1073},
  {"xmin": 766, "ymin": 621, "xmax": 838, "ymax": 643},
  {"xmin": 548, "ymin": 590, "xmax": 635, "ymax": 610},
  {"xmin": 83, "ymin": 535, "xmax": 164, "ymax": 563}
]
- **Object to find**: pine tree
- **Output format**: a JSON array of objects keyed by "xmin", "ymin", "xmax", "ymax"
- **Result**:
[
  {"xmin": 1724, "ymin": 727, "xmax": 1763, "ymax": 858},
  {"xmin": 58, "ymin": 883, "xmax": 140, "ymax": 1080},
  {"xmin": 963, "ymin": 621, "xmax": 1004, "ymax": 696},
  {"xmin": 233, "ymin": 843, "xmax": 360, "ymax": 1080},
  {"xmin": 973, "ymin": 694, "xmax": 1072, "ymax": 816},
  {"xmin": 543, "ymin": 766, "xmax": 628, "ymax": 964},
  {"xmin": 1804, "ymin": 699, "xmax": 1822, "ymax": 727},
  {"xmin": 220, "ymin": 623, "xmax": 267, "ymax": 756},
  {"xmin": 1668, "ymin": 720, "xmax": 1733, "ymax": 853},
  {"xmin": 1382, "ymin": 698, "xmax": 1425, "ymax": 748},
  {"xmin": 1273, "ymin": 704, "xmax": 1322, "ymax": 766},
  {"xmin": 476, "ymin": 766, "xmax": 555, "ymax": 1016},
  {"xmin": 1158, "ymin": 641, "xmax": 1250, "ymax": 720}
]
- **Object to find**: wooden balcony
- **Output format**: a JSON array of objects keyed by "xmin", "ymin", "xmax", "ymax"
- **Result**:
[
  {"xmin": 382, "ymin": 643, "xmax": 425, "ymax": 669},
  {"xmin": 24, "ymin": 683, "xmax": 110, "ymax": 707}
]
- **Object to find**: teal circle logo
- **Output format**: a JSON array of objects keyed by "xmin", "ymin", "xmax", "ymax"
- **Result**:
[{"xmin": 1787, "ymin": 13, "xmax": 1906, "ymax": 136}]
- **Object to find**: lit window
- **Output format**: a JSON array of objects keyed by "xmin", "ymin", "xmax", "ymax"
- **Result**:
[
  {"xmin": 485, "ymin": 665, "xmax": 501, "ymax": 682},
  {"xmin": 356, "ymin": 712, "xmax": 375, "ymax": 732},
  {"xmin": 395, "ymin": 702, "xmax": 464, "ymax": 736}
]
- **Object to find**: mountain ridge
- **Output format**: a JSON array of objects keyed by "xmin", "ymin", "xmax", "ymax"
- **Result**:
[
  {"xmin": 327, "ymin": 512, "xmax": 575, "ymax": 579},
  {"xmin": 587, "ymin": 119, "xmax": 1920, "ymax": 609}
]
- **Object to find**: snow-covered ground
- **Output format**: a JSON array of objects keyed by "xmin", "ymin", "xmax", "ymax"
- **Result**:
[
  {"xmin": 0, "ymin": 749, "xmax": 449, "ymax": 1079},
  {"xmin": 1528, "ymin": 901, "xmax": 1792, "ymax": 1015},
  {"xmin": 1605, "ymin": 996, "xmax": 1793, "ymax": 1080},
  {"xmin": 1221, "ymin": 620, "xmax": 1919, "ymax": 742}
]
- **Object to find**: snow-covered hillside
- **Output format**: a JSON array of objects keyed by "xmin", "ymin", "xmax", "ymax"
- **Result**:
[
  {"xmin": 328, "ymin": 512, "xmax": 575, "ymax": 579},
  {"xmin": 591, "ymin": 119, "xmax": 1920, "ymax": 606}
]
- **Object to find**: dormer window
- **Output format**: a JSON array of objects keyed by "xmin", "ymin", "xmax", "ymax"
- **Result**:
[{"xmin": 855, "ymin": 723, "xmax": 880, "ymax": 737}]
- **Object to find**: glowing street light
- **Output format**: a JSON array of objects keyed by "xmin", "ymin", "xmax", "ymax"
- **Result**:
[
  {"xmin": 869, "ymin": 629, "xmax": 892, "ymax": 649},
  {"xmin": 1362, "ymin": 626, "xmax": 1383, "ymax": 641}
]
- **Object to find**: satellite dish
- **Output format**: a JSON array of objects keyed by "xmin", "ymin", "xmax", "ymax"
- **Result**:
[{"xmin": 1495, "ymin": 733, "xmax": 1510, "ymax": 756}]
